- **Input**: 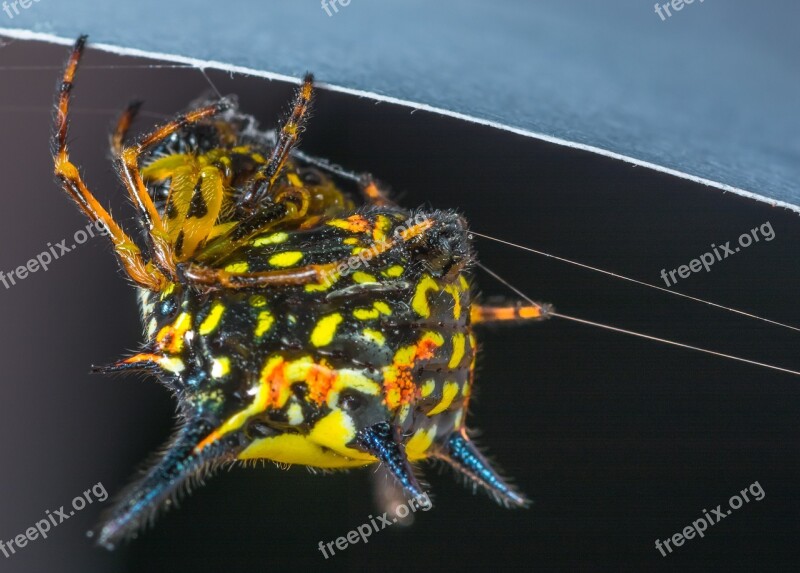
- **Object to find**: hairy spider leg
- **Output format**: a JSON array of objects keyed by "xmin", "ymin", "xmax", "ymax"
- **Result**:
[
  {"xmin": 471, "ymin": 302, "xmax": 552, "ymax": 324},
  {"xmin": 184, "ymin": 218, "xmax": 436, "ymax": 290},
  {"xmin": 111, "ymin": 100, "xmax": 143, "ymax": 155},
  {"xmin": 291, "ymin": 148, "xmax": 396, "ymax": 207},
  {"xmin": 52, "ymin": 36, "xmax": 166, "ymax": 291},
  {"xmin": 243, "ymin": 74, "xmax": 314, "ymax": 207}
]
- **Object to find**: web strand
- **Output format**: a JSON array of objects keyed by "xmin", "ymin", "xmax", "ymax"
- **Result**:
[
  {"xmin": 477, "ymin": 262, "xmax": 800, "ymax": 378},
  {"xmin": 470, "ymin": 230, "xmax": 800, "ymax": 333}
]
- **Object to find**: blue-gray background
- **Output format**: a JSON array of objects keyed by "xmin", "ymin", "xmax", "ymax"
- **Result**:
[{"xmin": 3, "ymin": 0, "xmax": 799, "ymax": 208}]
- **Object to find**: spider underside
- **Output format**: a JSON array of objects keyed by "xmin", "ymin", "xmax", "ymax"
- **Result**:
[{"xmin": 52, "ymin": 36, "xmax": 549, "ymax": 549}]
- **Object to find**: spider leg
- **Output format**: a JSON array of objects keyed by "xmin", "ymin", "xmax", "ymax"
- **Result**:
[
  {"xmin": 184, "ymin": 261, "xmax": 339, "ymax": 289},
  {"xmin": 184, "ymin": 217, "xmax": 438, "ymax": 290},
  {"xmin": 111, "ymin": 100, "xmax": 143, "ymax": 155},
  {"xmin": 242, "ymin": 74, "xmax": 314, "ymax": 207},
  {"xmin": 52, "ymin": 36, "xmax": 166, "ymax": 291},
  {"xmin": 291, "ymin": 149, "xmax": 396, "ymax": 207},
  {"xmin": 471, "ymin": 302, "xmax": 552, "ymax": 325},
  {"xmin": 118, "ymin": 99, "xmax": 232, "ymax": 279}
]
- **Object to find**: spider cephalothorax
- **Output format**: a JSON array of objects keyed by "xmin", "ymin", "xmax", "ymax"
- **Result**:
[{"xmin": 52, "ymin": 36, "xmax": 548, "ymax": 549}]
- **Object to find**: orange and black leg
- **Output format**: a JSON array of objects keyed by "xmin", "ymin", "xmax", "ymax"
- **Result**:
[
  {"xmin": 52, "ymin": 36, "xmax": 166, "ymax": 291},
  {"xmin": 111, "ymin": 100, "xmax": 143, "ymax": 155},
  {"xmin": 183, "ymin": 215, "xmax": 439, "ymax": 290},
  {"xmin": 243, "ymin": 74, "xmax": 314, "ymax": 208},
  {"xmin": 471, "ymin": 301, "xmax": 552, "ymax": 325},
  {"xmin": 292, "ymin": 148, "xmax": 395, "ymax": 206}
]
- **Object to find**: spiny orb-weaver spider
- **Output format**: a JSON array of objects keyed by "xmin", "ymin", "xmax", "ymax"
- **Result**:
[{"xmin": 53, "ymin": 36, "xmax": 548, "ymax": 549}]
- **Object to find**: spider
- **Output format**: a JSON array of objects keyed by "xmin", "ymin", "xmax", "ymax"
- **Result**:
[{"xmin": 52, "ymin": 36, "xmax": 549, "ymax": 549}]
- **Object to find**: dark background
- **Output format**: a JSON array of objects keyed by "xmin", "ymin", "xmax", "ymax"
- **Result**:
[{"xmin": 0, "ymin": 38, "xmax": 799, "ymax": 572}]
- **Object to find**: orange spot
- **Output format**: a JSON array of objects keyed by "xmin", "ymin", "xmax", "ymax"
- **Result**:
[
  {"xmin": 327, "ymin": 214, "xmax": 372, "ymax": 234},
  {"xmin": 155, "ymin": 313, "xmax": 192, "ymax": 354},
  {"xmin": 383, "ymin": 332, "xmax": 444, "ymax": 410},
  {"xmin": 260, "ymin": 357, "xmax": 287, "ymax": 408},
  {"xmin": 307, "ymin": 363, "xmax": 338, "ymax": 404}
]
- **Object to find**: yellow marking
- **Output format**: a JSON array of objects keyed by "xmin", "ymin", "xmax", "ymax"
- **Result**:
[
  {"xmin": 343, "ymin": 237, "xmax": 359, "ymax": 245},
  {"xmin": 309, "ymin": 410, "xmax": 375, "ymax": 460},
  {"xmin": 269, "ymin": 251, "xmax": 303, "ymax": 267},
  {"xmin": 374, "ymin": 301, "xmax": 392, "ymax": 315},
  {"xmin": 284, "ymin": 355, "xmax": 314, "ymax": 382},
  {"xmin": 397, "ymin": 404, "xmax": 411, "ymax": 424},
  {"xmin": 382, "ymin": 331, "xmax": 444, "ymax": 409},
  {"xmin": 287, "ymin": 403, "xmax": 304, "ymax": 425},
  {"xmin": 354, "ymin": 308, "xmax": 379, "ymax": 320},
  {"xmin": 160, "ymin": 282, "xmax": 176, "ymax": 299},
  {"xmin": 325, "ymin": 369, "xmax": 381, "ymax": 408},
  {"xmin": 382, "ymin": 265, "xmax": 404, "ymax": 278},
  {"xmin": 445, "ymin": 284, "xmax": 463, "ymax": 319},
  {"xmin": 225, "ymin": 261, "xmax": 249, "ymax": 273},
  {"xmin": 199, "ymin": 302, "xmax": 225, "ymax": 335},
  {"xmin": 406, "ymin": 424, "xmax": 437, "ymax": 460},
  {"xmin": 462, "ymin": 380, "xmax": 472, "ymax": 398},
  {"xmin": 311, "ymin": 313, "xmax": 343, "ymax": 347},
  {"xmin": 252, "ymin": 232, "xmax": 289, "ymax": 246},
  {"xmin": 373, "ymin": 215, "xmax": 391, "ymax": 242},
  {"xmin": 156, "ymin": 311, "xmax": 192, "ymax": 353},
  {"xmin": 448, "ymin": 333, "xmax": 466, "ymax": 369},
  {"xmin": 420, "ymin": 380, "xmax": 436, "ymax": 398},
  {"xmin": 255, "ymin": 310, "xmax": 275, "ymax": 337},
  {"xmin": 159, "ymin": 357, "xmax": 185, "ymax": 373},
  {"xmin": 326, "ymin": 215, "xmax": 370, "ymax": 233},
  {"xmin": 211, "ymin": 356, "xmax": 230, "ymax": 378},
  {"xmin": 352, "ymin": 247, "xmax": 366, "ymax": 255},
  {"xmin": 238, "ymin": 433, "xmax": 373, "ymax": 468},
  {"xmin": 459, "ymin": 275, "xmax": 469, "ymax": 290},
  {"xmin": 174, "ymin": 312, "xmax": 192, "ymax": 331},
  {"xmin": 352, "ymin": 271, "xmax": 377, "ymax": 284},
  {"xmin": 412, "ymin": 276, "xmax": 440, "ymax": 318},
  {"xmin": 249, "ymin": 294, "xmax": 267, "ymax": 307},
  {"xmin": 428, "ymin": 381, "xmax": 460, "ymax": 416},
  {"xmin": 362, "ymin": 329, "xmax": 386, "ymax": 346},
  {"xmin": 287, "ymin": 173, "xmax": 303, "ymax": 187}
]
